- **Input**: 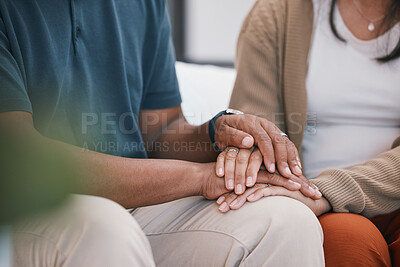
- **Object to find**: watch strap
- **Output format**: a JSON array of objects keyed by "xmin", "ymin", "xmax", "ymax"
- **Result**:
[{"xmin": 208, "ymin": 110, "xmax": 227, "ymax": 148}]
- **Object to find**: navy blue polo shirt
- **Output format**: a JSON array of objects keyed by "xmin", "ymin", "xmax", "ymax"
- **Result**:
[{"xmin": 0, "ymin": 0, "xmax": 181, "ymax": 158}]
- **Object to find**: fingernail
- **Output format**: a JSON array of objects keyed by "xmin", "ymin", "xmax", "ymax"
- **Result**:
[
  {"xmin": 308, "ymin": 186, "xmax": 316, "ymax": 194},
  {"xmin": 219, "ymin": 202, "xmax": 228, "ymax": 212},
  {"xmin": 269, "ymin": 164, "xmax": 276, "ymax": 173},
  {"xmin": 242, "ymin": 136, "xmax": 253, "ymax": 147},
  {"xmin": 294, "ymin": 166, "xmax": 302, "ymax": 175},
  {"xmin": 217, "ymin": 168, "xmax": 224, "ymax": 176},
  {"xmin": 314, "ymin": 185, "xmax": 319, "ymax": 191},
  {"xmin": 288, "ymin": 180, "xmax": 301, "ymax": 187},
  {"xmin": 236, "ymin": 184, "xmax": 243, "ymax": 194},
  {"xmin": 315, "ymin": 191, "xmax": 322, "ymax": 198},
  {"xmin": 297, "ymin": 158, "xmax": 302, "ymax": 169},
  {"xmin": 230, "ymin": 200, "xmax": 238, "ymax": 207},
  {"xmin": 246, "ymin": 177, "xmax": 253, "ymax": 186},
  {"xmin": 298, "ymin": 161, "xmax": 303, "ymax": 169},
  {"xmin": 284, "ymin": 167, "xmax": 292, "ymax": 176},
  {"xmin": 248, "ymin": 194, "xmax": 255, "ymax": 201},
  {"xmin": 217, "ymin": 196, "xmax": 225, "ymax": 205},
  {"xmin": 227, "ymin": 180, "xmax": 234, "ymax": 189}
]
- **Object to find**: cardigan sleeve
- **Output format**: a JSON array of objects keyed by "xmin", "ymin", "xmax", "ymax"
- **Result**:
[
  {"xmin": 311, "ymin": 137, "xmax": 400, "ymax": 218},
  {"xmin": 229, "ymin": 0, "xmax": 287, "ymax": 131},
  {"xmin": 231, "ymin": 0, "xmax": 400, "ymax": 218}
]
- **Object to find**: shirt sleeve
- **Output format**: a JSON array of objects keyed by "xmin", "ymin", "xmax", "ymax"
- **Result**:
[
  {"xmin": 140, "ymin": 4, "xmax": 182, "ymax": 110},
  {"xmin": 0, "ymin": 16, "xmax": 32, "ymax": 113}
]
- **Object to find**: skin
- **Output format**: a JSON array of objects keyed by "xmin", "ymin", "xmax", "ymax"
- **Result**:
[
  {"xmin": 338, "ymin": 0, "xmax": 396, "ymax": 41},
  {"xmin": 214, "ymin": 114, "xmax": 319, "ymax": 197},
  {"xmin": 0, "ymin": 106, "xmax": 320, "ymax": 209},
  {"xmin": 216, "ymin": 146, "xmax": 318, "ymax": 197},
  {"xmin": 214, "ymin": 114, "xmax": 303, "ymax": 177},
  {"xmin": 217, "ymin": 184, "xmax": 331, "ymax": 216},
  {"xmin": 217, "ymin": 0, "xmax": 398, "ymax": 216}
]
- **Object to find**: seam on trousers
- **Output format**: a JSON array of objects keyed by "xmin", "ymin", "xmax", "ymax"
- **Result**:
[
  {"xmin": 145, "ymin": 229, "xmax": 252, "ymax": 252},
  {"xmin": 239, "ymin": 220, "xmax": 272, "ymax": 266}
]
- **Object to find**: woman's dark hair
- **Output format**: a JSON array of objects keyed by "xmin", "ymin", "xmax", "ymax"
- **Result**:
[{"xmin": 329, "ymin": 0, "xmax": 400, "ymax": 62}]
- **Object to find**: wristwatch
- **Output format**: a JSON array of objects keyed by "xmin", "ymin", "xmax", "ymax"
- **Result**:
[{"xmin": 208, "ymin": 109, "xmax": 244, "ymax": 151}]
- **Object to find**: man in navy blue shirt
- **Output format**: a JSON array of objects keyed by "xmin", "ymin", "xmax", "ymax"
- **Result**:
[{"xmin": 1, "ymin": 0, "xmax": 324, "ymax": 266}]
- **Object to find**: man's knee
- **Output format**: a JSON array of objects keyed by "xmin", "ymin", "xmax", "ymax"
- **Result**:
[
  {"xmin": 134, "ymin": 196, "xmax": 324, "ymax": 267},
  {"xmin": 61, "ymin": 195, "xmax": 155, "ymax": 266},
  {"xmin": 14, "ymin": 195, "xmax": 155, "ymax": 267}
]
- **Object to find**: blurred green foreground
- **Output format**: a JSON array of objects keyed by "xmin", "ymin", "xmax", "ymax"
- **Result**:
[{"xmin": 0, "ymin": 131, "xmax": 77, "ymax": 224}]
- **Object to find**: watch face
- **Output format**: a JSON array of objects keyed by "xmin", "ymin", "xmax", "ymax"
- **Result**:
[{"xmin": 226, "ymin": 108, "xmax": 244, "ymax": 115}]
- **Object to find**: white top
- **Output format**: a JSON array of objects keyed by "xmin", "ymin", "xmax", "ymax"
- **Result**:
[{"xmin": 303, "ymin": 0, "xmax": 400, "ymax": 179}]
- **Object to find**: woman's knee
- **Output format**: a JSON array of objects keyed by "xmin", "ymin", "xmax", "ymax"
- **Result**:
[{"xmin": 319, "ymin": 213, "xmax": 391, "ymax": 267}]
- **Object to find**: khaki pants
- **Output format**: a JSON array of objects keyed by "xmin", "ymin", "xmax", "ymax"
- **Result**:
[{"xmin": 13, "ymin": 195, "xmax": 324, "ymax": 267}]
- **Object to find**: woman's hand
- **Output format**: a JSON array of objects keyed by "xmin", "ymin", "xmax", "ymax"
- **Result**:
[
  {"xmin": 213, "ymin": 114, "xmax": 303, "ymax": 178},
  {"xmin": 216, "ymin": 146, "xmax": 263, "ymax": 194},
  {"xmin": 217, "ymin": 184, "xmax": 331, "ymax": 216}
]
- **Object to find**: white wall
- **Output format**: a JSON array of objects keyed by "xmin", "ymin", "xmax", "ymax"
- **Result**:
[{"xmin": 184, "ymin": 0, "xmax": 257, "ymax": 64}]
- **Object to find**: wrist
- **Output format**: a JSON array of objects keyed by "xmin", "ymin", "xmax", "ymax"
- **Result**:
[
  {"xmin": 191, "ymin": 162, "xmax": 207, "ymax": 197},
  {"xmin": 318, "ymin": 196, "xmax": 332, "ymax": 215}
]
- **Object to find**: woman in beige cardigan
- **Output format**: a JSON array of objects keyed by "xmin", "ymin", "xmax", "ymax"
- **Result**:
[{"xmin": 216, "ymin": 0, "xmax": 400, "ymax": 265}]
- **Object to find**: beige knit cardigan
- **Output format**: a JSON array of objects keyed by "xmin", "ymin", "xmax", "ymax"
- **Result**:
[{"xmin": 229, "ymin": 0, "xmax": 400, "ymax": 218}]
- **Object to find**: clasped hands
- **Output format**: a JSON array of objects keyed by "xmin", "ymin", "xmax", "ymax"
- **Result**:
[{"xmin": 206, "ymin": 113, "xmax": 331, "ymax": 216}]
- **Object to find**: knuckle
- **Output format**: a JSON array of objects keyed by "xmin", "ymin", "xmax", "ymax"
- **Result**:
[
  {"xmin": 290, "ymin": 160, "xmax": 298, "ymax": 166},
  {"xmin": 236, "ymin": 173, "xmax": 245, "ymax": 180},
  {"xmin": 225, "ymin": 170, "xmax": 234, "ymax": 179},
  {"xmin": 229, "ymin": 130, "xmax": 239, "ymax": 142},
  {"xmin": 226, "ymin": 152, "xmax": 237, "ymax": 160},
  {"xmin": 236, "ymin": 154, "xmax": 249, "ymax": 164},
  {"xmin": 263, "ymin": 121, "xmax": 276, "ymax": 133},
  {"xmin": 269, "ymin": 175, "xmax": 280, "ymax": 184},
  {"xmin": 287, "ymin": 139, "xmax": 296, "ymax": 147},
  {"xmin": 265, "ymin": 172, "xmax": 275, "ymax": 181},
  {"xmin": 246, "ymin": 114, "xmax": 256, "ymax": 123},
  {"xmin": 237, "ymin": 195, "xmax": 247, "ymax": 202},
  {"xmin": 256, "ymin": 189, "xmax": 265, "ymax": 197},
  {"xmin": 288, "ymin": 142, "xmax": 297, "ymax": 153},
  {"xmin": 217, "ymin": 152, "xmax": 225, "ymax": 160},
  {"xmin": 276, "ymin": 154, "xmax": 287, "ymax": 163},
  {"xmin": 250, "ymin": 152, "xmax": 262, "ymax": 161},
  {"xmin": 218, "ymin": 124, "xmax": 230, "ymax": 137},
  {"xmin": 254, "ymin": 184, "xmax": 265, "ymax": 190},
  {"xmin": 306, "ymin": 180, "xmax": 314, "ymax": 187},
  {"xmin": 273, "ymin": 135, "xmax": 286, "ymax": 144},
  {"xmin": 246, "ymin": 166, "xmax": 257, "ymax": 175},
  {"xmin": 258, "ymin": 134, "xmax": 272, "ymax": 144},
  {"xmin": 227, "ymin": 194, "xmax": 238, "ymax": 202}
]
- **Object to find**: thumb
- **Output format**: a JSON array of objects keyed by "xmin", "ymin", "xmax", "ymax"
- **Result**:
[{"xmin": 215, "ymin": 125, "xmax": 254, "ymax": 149}]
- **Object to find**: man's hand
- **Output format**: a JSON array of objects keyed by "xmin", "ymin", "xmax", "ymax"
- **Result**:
[
  {"xmin": 213, "ymin": 114, "xmax": 302, "ymax": 178},
  {"xmin": 200, "ymin": 163, "xmax": 231, "ymax": 200},
  {"xmin": 217, "ymin": 184, "xmax": 331, "ymax": 216}
]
